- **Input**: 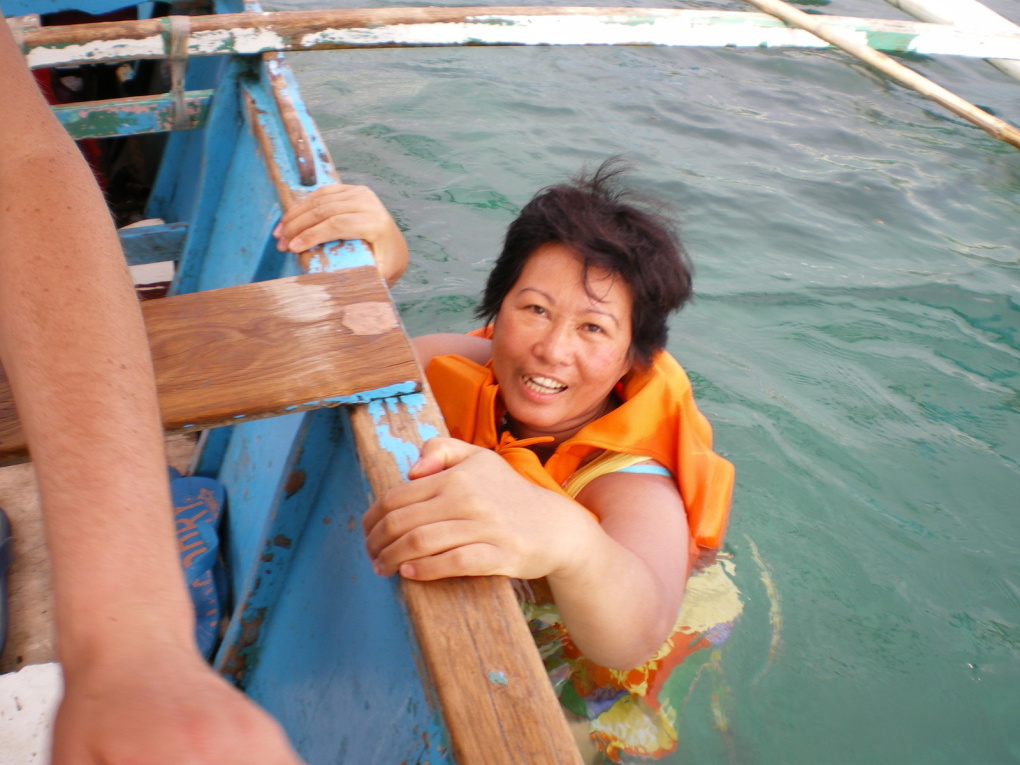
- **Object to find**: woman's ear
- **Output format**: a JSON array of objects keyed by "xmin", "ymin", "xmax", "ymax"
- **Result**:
[{"xmin": 624, "ymin": 346, "xmax": 649, "ymax": 376}]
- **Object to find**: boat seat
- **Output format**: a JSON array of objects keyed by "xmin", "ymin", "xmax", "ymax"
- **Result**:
[
  {"xmin": 0, "ymin": 268, "xmax": 421, "ymax": 466},
  {"xmin": 0, "ymin": 266, "xmax": 420, "ymax": 671}
]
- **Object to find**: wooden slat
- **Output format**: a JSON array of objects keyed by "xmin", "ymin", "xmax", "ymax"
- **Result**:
[
  {"xmin": 350, "ymin": 397, "xmax": 582, "ymax": 765},
  {"xmin": 0, "ymin": 270, "xmax": 420, "ymax": 465},
  {"xmin": 119, "ymin": 221, "xmax": 189, "ymax": 266},
  {"xmin": 18, "ymin": 8, "xmax": 1020, "ymax": 70},
  {"xmin": 52, "ymin": 90, "xmax": 212, "ymax": 140}
]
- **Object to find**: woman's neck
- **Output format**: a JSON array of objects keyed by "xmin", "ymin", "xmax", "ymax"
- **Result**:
[{"xmin": 501, "ymin": 392, "xmax": 619, "ymax": 463}]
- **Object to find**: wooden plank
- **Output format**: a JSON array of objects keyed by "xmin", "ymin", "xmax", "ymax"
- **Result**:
[
  {"xmin": 3, "ymin": 13, "xmax": 39, "ymax": 51},
  {"xmin": 119, "ymin": 221, "xmax": 189, "ymax": 266},
  {"xmin": 350, "ymin": 396, "xmax": 582, "ymax": 765},
  {"xmin": 0, "ymin": 270, "xmax": 420, "ymax": 465},
  {"xmin": 51, "ymin": 90, "xmax": 212, "ymax": 140},
  {"xmin": 18, "ymin": 8, "xmax": 1020, "ymax": 70}
]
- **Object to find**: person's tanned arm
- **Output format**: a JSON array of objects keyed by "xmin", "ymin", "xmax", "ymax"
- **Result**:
[{"xmin": 0, "ymin": 19, "xmax": 301, "ymax": 764}]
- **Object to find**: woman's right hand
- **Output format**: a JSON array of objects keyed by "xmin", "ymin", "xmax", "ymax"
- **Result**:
[
  {"xmin": 362, "ymin": 437, "xmax": 596, "ymax": 583},
  {"xmin": 274, "ymin": 184, "xmax": 408, "ymax": 286}
]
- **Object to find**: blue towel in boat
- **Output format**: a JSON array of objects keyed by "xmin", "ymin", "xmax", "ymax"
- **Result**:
[
  {"xmin": 0, "ymin": 508, "xmax": 11, "ymax": 656},
  {"xmin": 169, "ymin": 469, "xmax": 228, "ymax": 659}
]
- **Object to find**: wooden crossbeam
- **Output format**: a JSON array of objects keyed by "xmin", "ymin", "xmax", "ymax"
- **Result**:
[
  {"xmin": 744, "ymin": 0, "xmax": 1020, "ymax": 149},
  {"xmin": 119, "ymin": 221, "xmax": 189, "ymax": 266},
  {"xmin": 52, "ymin": 89, "xmax": 212, "ymax": 139},
  {"xmin": 0, "ymin": 269, "xmax": 420, "ymax": 465},
  {"xmin": 17, "ymin": 8, "xmax": 1020, "ymax": 70},
  {"xmin": 349, "ymin": 398, "xmax": 584, "ymax": 765}
]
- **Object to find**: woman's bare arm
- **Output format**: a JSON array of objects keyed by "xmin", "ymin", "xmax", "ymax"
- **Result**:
[
  {"xmin": 412, "ymin": 333, "xmax": 491, "ymax": 369},
  {"xmin": 363, "ymin": 438, "xmax": 689, "ymax": 669}
]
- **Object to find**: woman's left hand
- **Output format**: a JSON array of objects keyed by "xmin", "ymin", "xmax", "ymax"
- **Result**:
[{"xmin": 363, "ymin": 437, "xmax": 595, "ymax": 581}]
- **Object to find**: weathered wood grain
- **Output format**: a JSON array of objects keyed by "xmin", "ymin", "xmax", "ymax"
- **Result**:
[
  {"xmin": 350, "ymin": 396, "xmax": 583, "ymax": 765},
  {"xmin": 264, "ymin": 52, "xmax": 316, "ymax": 187},
  {"xmin": 0, "ymin": 269, "xmax": 419, "ymax": 465}
]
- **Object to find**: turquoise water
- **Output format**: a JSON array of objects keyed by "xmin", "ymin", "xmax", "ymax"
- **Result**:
[{"xmin": 279, "ymin": 1, "xmax": 1020, "ymax": 761}]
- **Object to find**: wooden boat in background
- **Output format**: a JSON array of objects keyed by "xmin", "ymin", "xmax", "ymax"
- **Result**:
[{"xmin": 2, "ymin": 0, "xmax": 1018, "ymax": 761}]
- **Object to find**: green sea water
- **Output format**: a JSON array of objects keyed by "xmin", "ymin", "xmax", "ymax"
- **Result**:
[{"xmin": 277, "ymin": 1, "xmax": 1020, "ymax": 761}]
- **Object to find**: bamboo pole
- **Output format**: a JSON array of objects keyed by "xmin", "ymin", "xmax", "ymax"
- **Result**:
[
  {"xmin": 742, "ymin": 0, "xmax": 1020, "ymax": 150},
  {"xmin": 884, "ymin": 0, "xmax": 1020, "ymax": 84}
]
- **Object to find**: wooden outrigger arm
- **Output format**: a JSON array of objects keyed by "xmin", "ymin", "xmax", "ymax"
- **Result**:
[
  {"xmin": 885, "ymin": 0, "xmax": 1020, "ymax": 84},
  {"xmin": 742, "ymin": 0, "xmax": 1020, "ymax": 150},
  {"xmin": 13, "ymin": 6, "xmax": 1020, "ymax": 150},
  {"xmin": 15, "ymin": 6, "xmax": 1020, "ymax": 70}
]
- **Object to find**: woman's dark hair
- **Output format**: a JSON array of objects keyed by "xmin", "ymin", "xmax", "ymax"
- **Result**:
[{"xmin": 475, "ymin": 159, "xmax": 693, "ymax": 367}]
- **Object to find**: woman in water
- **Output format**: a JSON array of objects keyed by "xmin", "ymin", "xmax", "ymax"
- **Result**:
[{"xmin": 276, "ymin": 162, "xmax": 737, "ymax": 760}]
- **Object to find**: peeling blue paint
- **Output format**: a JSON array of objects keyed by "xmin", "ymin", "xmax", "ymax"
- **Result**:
[
  {"xmin": 296, "ymin": 381, "xmax": 419, "ymax": 410},
  {"xmin": 367, "ymin": 399, "xmax": 419, "ymax": 479},
  {"xmin": 305, "ymin": 238, "xmax": 374, "ymax": 273},
  {"xmin": 487, "ymin": 670, "xmax": 508, "ymax": 686},
  {"xmin": 366, "ymin": 393, "xmax": 442, "ymax": 478}
]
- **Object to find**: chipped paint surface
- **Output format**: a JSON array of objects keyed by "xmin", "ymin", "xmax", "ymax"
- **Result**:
[
  {"xmin": 296, "ymin": 381, "xmax": 419, "ymax": 411},
  {"xmin": 341, "ymin": 301, "xmax": 398, "ymax": 335},
  {"xmin": 52, "ymin": 91, "xmax": 212, "ymax": 139},
  {"xmin": 26, "ymin": 34, "xmax": 163, "ymax": 68},
  {"xmin": 258, "ymin": 277, "xmax": 339, "ymax": 324},
  {"xmin": 306, "ymin": 239, "xmax": 374, "ymax": 273},
  {"xmin": 190, "ymin": 26, "xmax": 285, "ymax": 55},
  {"xmin": 221, "ymin": 605, "xmax": 267, "ymax": 683},
  {"xmin": 24, "ymin": 12, "xmax": 1020, "ymax": 71},
  {"xmin": 0, "ymin": 662, "xmax": 62, "ymax": 764},
  {"xmin": 390, "ymin": 392, "xmax": 429, "ymax": 418},
  {"xmin": 295, "ymin": 16, "xmax": 837, "ymax": 50},
  {"xmin": 896, "ymin": 26, "xmax": 1020, "ymax": 59},
  {"xmin": 487, "ymin": 670, "xmax": 509, "ymax": 686},
  {"xmin": 293, "ymin": 14, "xmax": 1020, "ymax": 59},
  {"xmin": 367, "ymin": 394, "xmax": 440, "ymax": 478}
]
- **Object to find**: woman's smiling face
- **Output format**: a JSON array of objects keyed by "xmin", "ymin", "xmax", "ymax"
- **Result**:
[{"xmin": 491, "ymin": 243, "xmax": 634, "ymax": 446}]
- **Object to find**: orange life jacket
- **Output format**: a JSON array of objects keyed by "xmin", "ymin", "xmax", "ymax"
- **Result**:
[{"xmin": 425, "ymin": 347, "xmax": 734, "ymax": 550}]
